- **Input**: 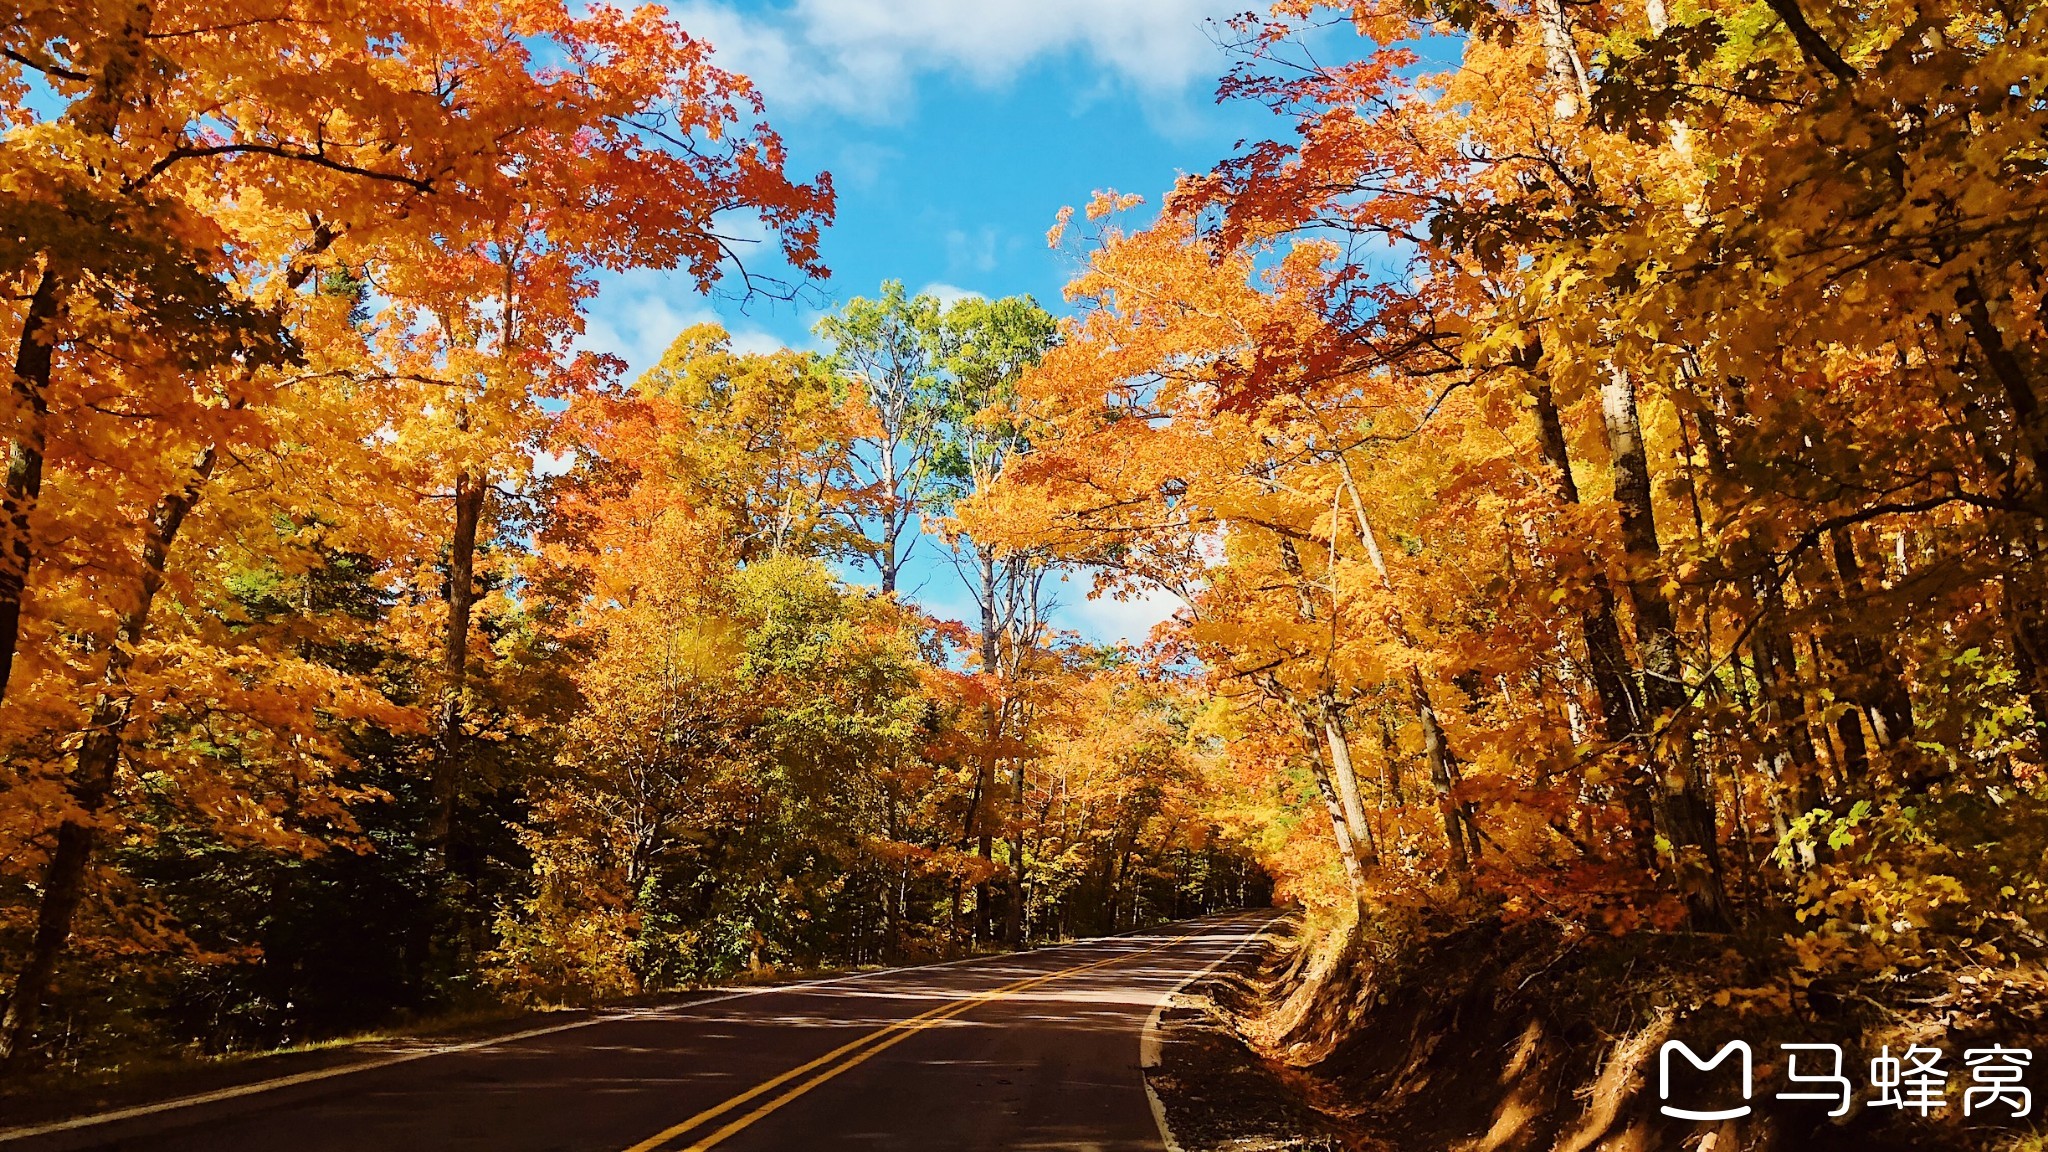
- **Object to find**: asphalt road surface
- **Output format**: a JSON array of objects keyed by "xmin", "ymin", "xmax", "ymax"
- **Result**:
[{"xmin": 3, "ymin": 912, "xmax": 1272, "ymax": 1152}]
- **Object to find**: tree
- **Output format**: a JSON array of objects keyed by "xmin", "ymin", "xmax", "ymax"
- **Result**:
[
  {"xmin": 815, "ymin": 282, "xmax": 947, "ymax": 596},
  {"xmin": 623, "ymin": 325, "xmax": 864, "ymax": 563},
  {"xmin": 0, "ymin": 0, "xmax": 831, "ymax": 1065},
  {"xmin": 989, "ymin": 0, "xmax": 2048, "ymax": 972},
  {"xmin": 933, "ymin": 293, "xmax": 1059, "ymax": 943}
]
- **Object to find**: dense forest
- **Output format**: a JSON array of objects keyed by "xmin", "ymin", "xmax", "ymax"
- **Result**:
[
  {"xmin": 4, "ymin": 0, "xmax": 2048, "ymax": 1143},
  {"xmin": 979, "ymin": 0, "xmax": 2048, "ymax": 1144},
  {"xmin": 0, "ymin": 4, "xmax": 1262, "ymax": 1075}
]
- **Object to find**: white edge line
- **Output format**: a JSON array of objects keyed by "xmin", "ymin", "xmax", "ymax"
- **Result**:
[
  {"xmin": 1141, "ymin": 913, "xmax": 1276, "ymax": 1152},
  {"xmin": 0, "ymin": 916, "xmax": 1239, "ymax": 1145}
]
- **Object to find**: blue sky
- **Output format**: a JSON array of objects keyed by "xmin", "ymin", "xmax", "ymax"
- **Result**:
[{"xmin": 580, "ymin": 0, "xmax": 1287, "ymax": 645}]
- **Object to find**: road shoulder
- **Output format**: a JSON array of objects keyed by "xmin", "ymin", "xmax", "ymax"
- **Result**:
[{"xmin": 1144, "ymin": 918, "xmax": 1353, "ymax": 1152}]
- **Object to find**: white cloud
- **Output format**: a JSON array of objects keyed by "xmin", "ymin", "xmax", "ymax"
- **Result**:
[
  {"xmin": 918, "ymin": 281, "xmax": 983, "ymax": 307},
  {"xmin": 532, "ymin": 447, "xmax": 577, "ymax": 477},
  {"xmin": 579, "ymin": 268, "xmax": 791, "ymax": 382},
  {"xmin": 672, "ymin": 0, "xmax": 1237, "ymax": 121},
  {"xmin": 1061, "ymin": 583, "xmax": 1186, "ymax": 647},
  {"xmin": 829, "ymin": 140, "xmax": 900, "ymax": 190},
  {"xmin": 943, "ymin": 225, "xmax": 1001, "ymax": 274}
]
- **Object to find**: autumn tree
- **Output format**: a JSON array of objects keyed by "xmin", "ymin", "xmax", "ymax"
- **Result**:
[
  {"xmin": 931, "ymin": 293, "xmax": 1058, "ymax": 943},
  {"xmin": 0, "ymin": 0, "xmax": 830, "ymax": 1065},
  {"xmin": 987, "ymin": 0, "xmax": 2048, "ymax": 1012}
]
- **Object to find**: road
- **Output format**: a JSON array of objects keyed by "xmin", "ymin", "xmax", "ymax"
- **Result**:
[{"xmin": 2, "ymin": 913, "xmax": 1271, "ymax": 1152}]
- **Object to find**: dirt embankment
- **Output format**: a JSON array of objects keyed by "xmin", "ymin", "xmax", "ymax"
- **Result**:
[{"xmin": 1157, "ymin": 911, "xmax": 2048, "ymax": 1152}]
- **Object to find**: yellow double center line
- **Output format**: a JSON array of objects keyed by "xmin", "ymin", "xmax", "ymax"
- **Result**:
[{"xmin": 620, "ymin": 939, "xmax": 1174, "ymax": 1152}]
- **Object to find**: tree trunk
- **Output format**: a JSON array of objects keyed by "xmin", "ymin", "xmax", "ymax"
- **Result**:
[
  {"xmin": 1286, "ymin": 697, "xmax": 1367, "ymax": 896},
  {"xmin": 979, "ymin": 553, "xmax": 999, "ymax": 670},
  {"xmin": 978, "ymin": 549, "xmax": 1004, "ymax": 939},
  {"xmin": 948, "ymin": 879, "xmax": 963, "ymax": 951},
  {"xmin": 975, "ymin": 830, "xmax": 994, "ymax": 944},
  {"xmin": 959, "ymin": 750, "xmax": 994, "ymax": 944},
  {"xmin": 1530, "ymin": 378, "xmax": 1658, "ymax": 856},
  {"xmin": 1378, "ymin": 713, "xmax": 1405, "ymax": 806},
  {"xmin": 1959, "ymin": 273, "xmax": 2048, "ymax": 487},
  {"xmin": 883, "ymin": 780, "xmax": 905, "ymax": 963},
  {"xmin": 1949, "ymin": 275, "xmax": 2048, "ymax": 754},
  {"xmin": 878, "ymin": 435, "xmax": 902, "ymax": 595},
  {"xmin": 1835, "ymin": 528, "xmax": 1925, "ymax": 783},
  {"xmin": 1321, "ymin": 704, "xmax": 1378, "ymax": 866},
  {"xmin": 1531, "ymin": 381, "xmax": 1647, "ymax": 738},
  {"xmin": 1748, "ymin": 604, "xmax": 1821, "ymax": 868},
  {"xmin": 1334, "ymin": 463, "xmax": 1475, "ymax": 877},
  {"xmin": 427, "ymin": 470, "xmax": 486, "ymax": 875},
  {"xmin": 1750, "ymin": 592, "xmax": 1826, "ymax": 815},
  {"xmin": 1311, "ymin": 757, "xmax": 1366, "ymax": 895},
  {"xmin": 1599, "ymin": 366, "xmax": 1730, "ymax": 928},
  {"xmin": 1827, "ymin": 529, "xmax": 1916, "ymax": 763},
  {"xmin": 0, "ymin": 269, "xmax": 61, "ymax": 710},
  {"xmin": 1532, "ymin": 0, "xmax": 1592, "ymax": 117},
  {"xmin": 1004, "ymin": 759, "xmax": 1025, "ymax": 945},
  {"xmin": 1, "ymin": 448, "xmax": 213, "ymax": 1068},
  {"xmin": 1270, "ymin": 482, "xmax": 1376, "ymax": 892},
  {"xmin": 1413, "ymin": 673, "xmax": 1474, "ymax": 878}
]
